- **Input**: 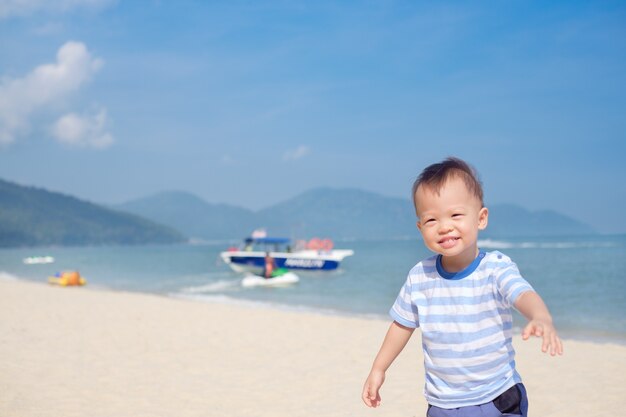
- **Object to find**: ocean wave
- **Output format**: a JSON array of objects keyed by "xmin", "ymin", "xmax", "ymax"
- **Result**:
[
  {"xmin": 171, "ymin": 293, "xmax": 240, "ymax": 303},
  {"xmin": 0, "ymin": 271, "xmax": 20, "ymax": 281},
  {"xmin": 179, "ymin": 279, "xmax": 240, "ymax": 294},
  {"xmin": 478, "ymin": 239, "xmax": 617, "ymax": 250},
  {"xmin": 478, "ymin": 239, "xmax": 516, "ymax": 249}
]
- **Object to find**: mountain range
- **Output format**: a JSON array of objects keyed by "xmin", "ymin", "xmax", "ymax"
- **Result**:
[
  {"xmin": 116, "ymin": 188, "xmax": 596, "ymax": 241},
  {"xmin": 0, "ymin": 178, "xmax": 596, "ymax": 248}
]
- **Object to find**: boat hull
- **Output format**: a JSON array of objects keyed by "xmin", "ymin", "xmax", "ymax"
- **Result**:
[{"xmin": 220, "ymin": 250, "xmax": 353, "ymax": 273}]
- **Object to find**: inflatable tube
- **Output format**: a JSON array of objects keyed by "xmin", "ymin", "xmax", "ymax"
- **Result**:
[
  {"xmin": 320, "ymin": 239, "xmax": 334, "ymax": 251},
  {"xmin": 48, "ymin": 271, "xmax": 86, "ymax": 286},
  {"xmin": 241, "ymin": 272, "xmax": 299, "ymax": 288},
  {"xmin": 307, "ymin": 238, "xmax": 322, "ymax": 250}
]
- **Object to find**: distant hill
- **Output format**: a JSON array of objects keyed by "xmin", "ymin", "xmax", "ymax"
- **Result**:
[
  {"xmin": 485, "ymin": 203, "xmax": 596, "ymax": 237},
  {"xmin": 118, "ymin": 187, "xmax": 595, "ymax": 240},
  {"xmin": 0, "ymin": 179, "xmax": 186, "ymax": 248},
  {"xmin": 255, "ymin": 187, "xmax": 415, "ymax": 239},
  {"xmin": 115, "ymin": 191, "xmax": 257, "ymax": 241}
]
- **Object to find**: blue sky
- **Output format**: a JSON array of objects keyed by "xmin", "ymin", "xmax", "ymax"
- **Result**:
[{"xmin": 1, "ymin": 1, "xmax": 625, "ymax": 233}]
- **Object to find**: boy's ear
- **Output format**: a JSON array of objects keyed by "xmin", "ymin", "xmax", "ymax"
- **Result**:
[
  {"xmin": 478, "ymin": 207, "xmax": 489, "ymax": 230},
  {"xmin": 416, "ymin": 220, "xmax": 422, "ymax": 232}
]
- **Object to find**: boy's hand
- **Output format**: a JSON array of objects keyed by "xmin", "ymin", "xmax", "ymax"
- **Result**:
[
  {"xmin": 515, "ymin": 291, "xmax": 563, "ymax": 356},
  {"xmin": 522, "ymin": 318, "xmax": 563, "ymax": 356},
  {"xmin": 362, "ymin": 369, "xmax": 385, "ymax": 408}
]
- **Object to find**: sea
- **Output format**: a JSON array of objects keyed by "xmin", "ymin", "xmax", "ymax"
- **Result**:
[{"xmin": 1, "ymin": 234, "xmax": 625, "ymax": 344}]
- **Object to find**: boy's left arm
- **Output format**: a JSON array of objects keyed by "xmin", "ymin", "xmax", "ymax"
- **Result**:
[{"xmin": 514, "ymin": 291, "xmax": 564, "ymax": 356}]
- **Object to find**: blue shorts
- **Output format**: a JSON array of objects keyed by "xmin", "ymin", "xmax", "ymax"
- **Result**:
[{"xmin": 427, "ymin": 384, "xmax": 528, "ymax": 417}]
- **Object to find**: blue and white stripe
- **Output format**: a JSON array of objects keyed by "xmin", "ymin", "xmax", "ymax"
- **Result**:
[{"xmin": 390, "ymin": 250, "xmax": 533, "ymax": 408}]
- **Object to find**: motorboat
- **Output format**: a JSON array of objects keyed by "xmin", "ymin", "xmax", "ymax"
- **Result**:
[{"xmin": 220, "ymin": 235, "xmax": 354, "ymax": 274}]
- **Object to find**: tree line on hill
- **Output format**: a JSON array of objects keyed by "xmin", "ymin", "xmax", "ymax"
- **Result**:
[{"xmin": 0, "ymin": 178, "xmax": 184, "ymax": 248}]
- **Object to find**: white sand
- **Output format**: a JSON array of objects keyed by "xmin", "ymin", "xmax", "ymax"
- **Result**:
[{"xmin": 1, "ymin": 279, "xmax": 624, "ymax": 417}]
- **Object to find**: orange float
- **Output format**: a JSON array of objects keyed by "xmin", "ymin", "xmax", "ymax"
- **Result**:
[{"xmin": 48, "ymin": 271, "xmax": 86, "ymax": 286}]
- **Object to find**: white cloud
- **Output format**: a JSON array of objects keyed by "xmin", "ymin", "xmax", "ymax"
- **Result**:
[
  {"xmin": 0, "ymin": 41, "xmax": 104, "ymax": 146},
  {"xmin": 51, "ymin": 107, "xmax": 113, "ymax": 149},
  {"xmin": 0, "ymin": 0, "xmax": 115, "ymax": 18},
  {"xmin": 283, "ymin": 145, "xmax": 311, "ymax": 161}
]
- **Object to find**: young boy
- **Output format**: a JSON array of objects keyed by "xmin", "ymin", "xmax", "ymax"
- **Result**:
[{"xmin": 362, "ymin": 157, "xmax": 563, "ymax": 416}]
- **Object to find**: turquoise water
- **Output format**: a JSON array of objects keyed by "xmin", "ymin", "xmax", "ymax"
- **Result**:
[{"xmin": 1, "ymin": 234, "xmax": 625, "ymax": 343}]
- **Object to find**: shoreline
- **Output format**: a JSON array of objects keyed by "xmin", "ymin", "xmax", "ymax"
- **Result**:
[
  {"xmin": 4, "ymin": 273, "xmax": 626, "ymax": 346},
  {"xmin": 2, "ymin": 278, "xmax": 626, "ymax": 417},
  {"xmin": 172, "ymin": 292, "xmax": 626, "ymax": 346}
]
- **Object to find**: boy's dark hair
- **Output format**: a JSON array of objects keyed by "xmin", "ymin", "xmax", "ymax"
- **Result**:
[{"xmin": 412, "ymin": 157, "xmax": 484, "ymax": 211}]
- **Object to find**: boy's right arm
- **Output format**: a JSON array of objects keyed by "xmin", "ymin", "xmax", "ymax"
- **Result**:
[{"xmin": 362, "ymin": 321, "xmax": 415, "ymax": 408}]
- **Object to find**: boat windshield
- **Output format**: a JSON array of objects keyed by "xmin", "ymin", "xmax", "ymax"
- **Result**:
[{"xmin": 242, "ymin": 237, "xmax": 292, "ymax": 252}]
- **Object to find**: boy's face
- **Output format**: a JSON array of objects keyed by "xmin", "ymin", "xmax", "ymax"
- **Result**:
[{"xmin": 415, "ymin": 175, "xmax": 488, "ymax": 271}]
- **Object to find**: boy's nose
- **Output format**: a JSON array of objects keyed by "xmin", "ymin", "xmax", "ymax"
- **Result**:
[{"xmin": 438, "ymin": 222, "xmax": 454, "ymax": 234}]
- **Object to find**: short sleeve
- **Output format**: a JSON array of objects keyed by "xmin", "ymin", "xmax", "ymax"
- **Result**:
[
  {"xmin": 389, "ymin": 273, "xmax": 420, "ymax": 328},
  {"xmin": 494, "ymin": 254, "xmax": 534, "ymax": 307}
]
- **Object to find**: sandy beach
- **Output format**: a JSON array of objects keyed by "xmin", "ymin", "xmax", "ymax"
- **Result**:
[{"xmin": 1, "ymin": 278, "xmax": 624, "ymax": 417}]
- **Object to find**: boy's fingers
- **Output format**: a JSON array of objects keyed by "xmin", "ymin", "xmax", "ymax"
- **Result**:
[
  {"xmin": 362, "ymin": 385, "xmax": 371, "ymax": 403},
  {"xmin": 535, "ymin": 332, "xmax": 551, "ymax": 353},
  {"xmin": 548, "ymin": 335, "xmax": 556, "ymax": 355},
  {"xmin": 523, "ymin": 322, "xmax": 564, "ymax": 356},
  {"xmin": 371, "ymin": 388, "xmax": 381, "ymax": 407},
  {"xmin": 362, "ymin": 384, "xmax": 379, "ymax": 407},
  {"xmin": 361, "ymin": 387, "xmax": 371, "ymax": 406},
  {"xmin": 522, "ymin": 322, "xmax": 541, "ymax": 340},
  {"xmin": 540, "ymin": 328, "xmax": 564, "ymax": 356},
  {"xmin": 371, "ymin": 388, "xmax": 380, "ymax": 403},
  {"xmin": 553, "ymin": 334, "xmax": 564, "ymax": 356}
]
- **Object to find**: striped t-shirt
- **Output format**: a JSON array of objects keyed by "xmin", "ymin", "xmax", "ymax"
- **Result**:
[{"xmin": 390, "ymin": 250, "xmax": 534, "ymax": 408}]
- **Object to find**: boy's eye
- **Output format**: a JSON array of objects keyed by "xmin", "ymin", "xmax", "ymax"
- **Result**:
[
  {"xmin": 424, "ymin": 219, "xmax": 435, "ymax": 224},
  {"xmin": 452, "ymin": 213, "xmax": 464, "ymax": 218}
]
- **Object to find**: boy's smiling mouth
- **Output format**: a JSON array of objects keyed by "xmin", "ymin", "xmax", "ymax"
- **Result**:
[{"xmin": 438, "ymin": 236, "xmax": 460, "ymax": 249}]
